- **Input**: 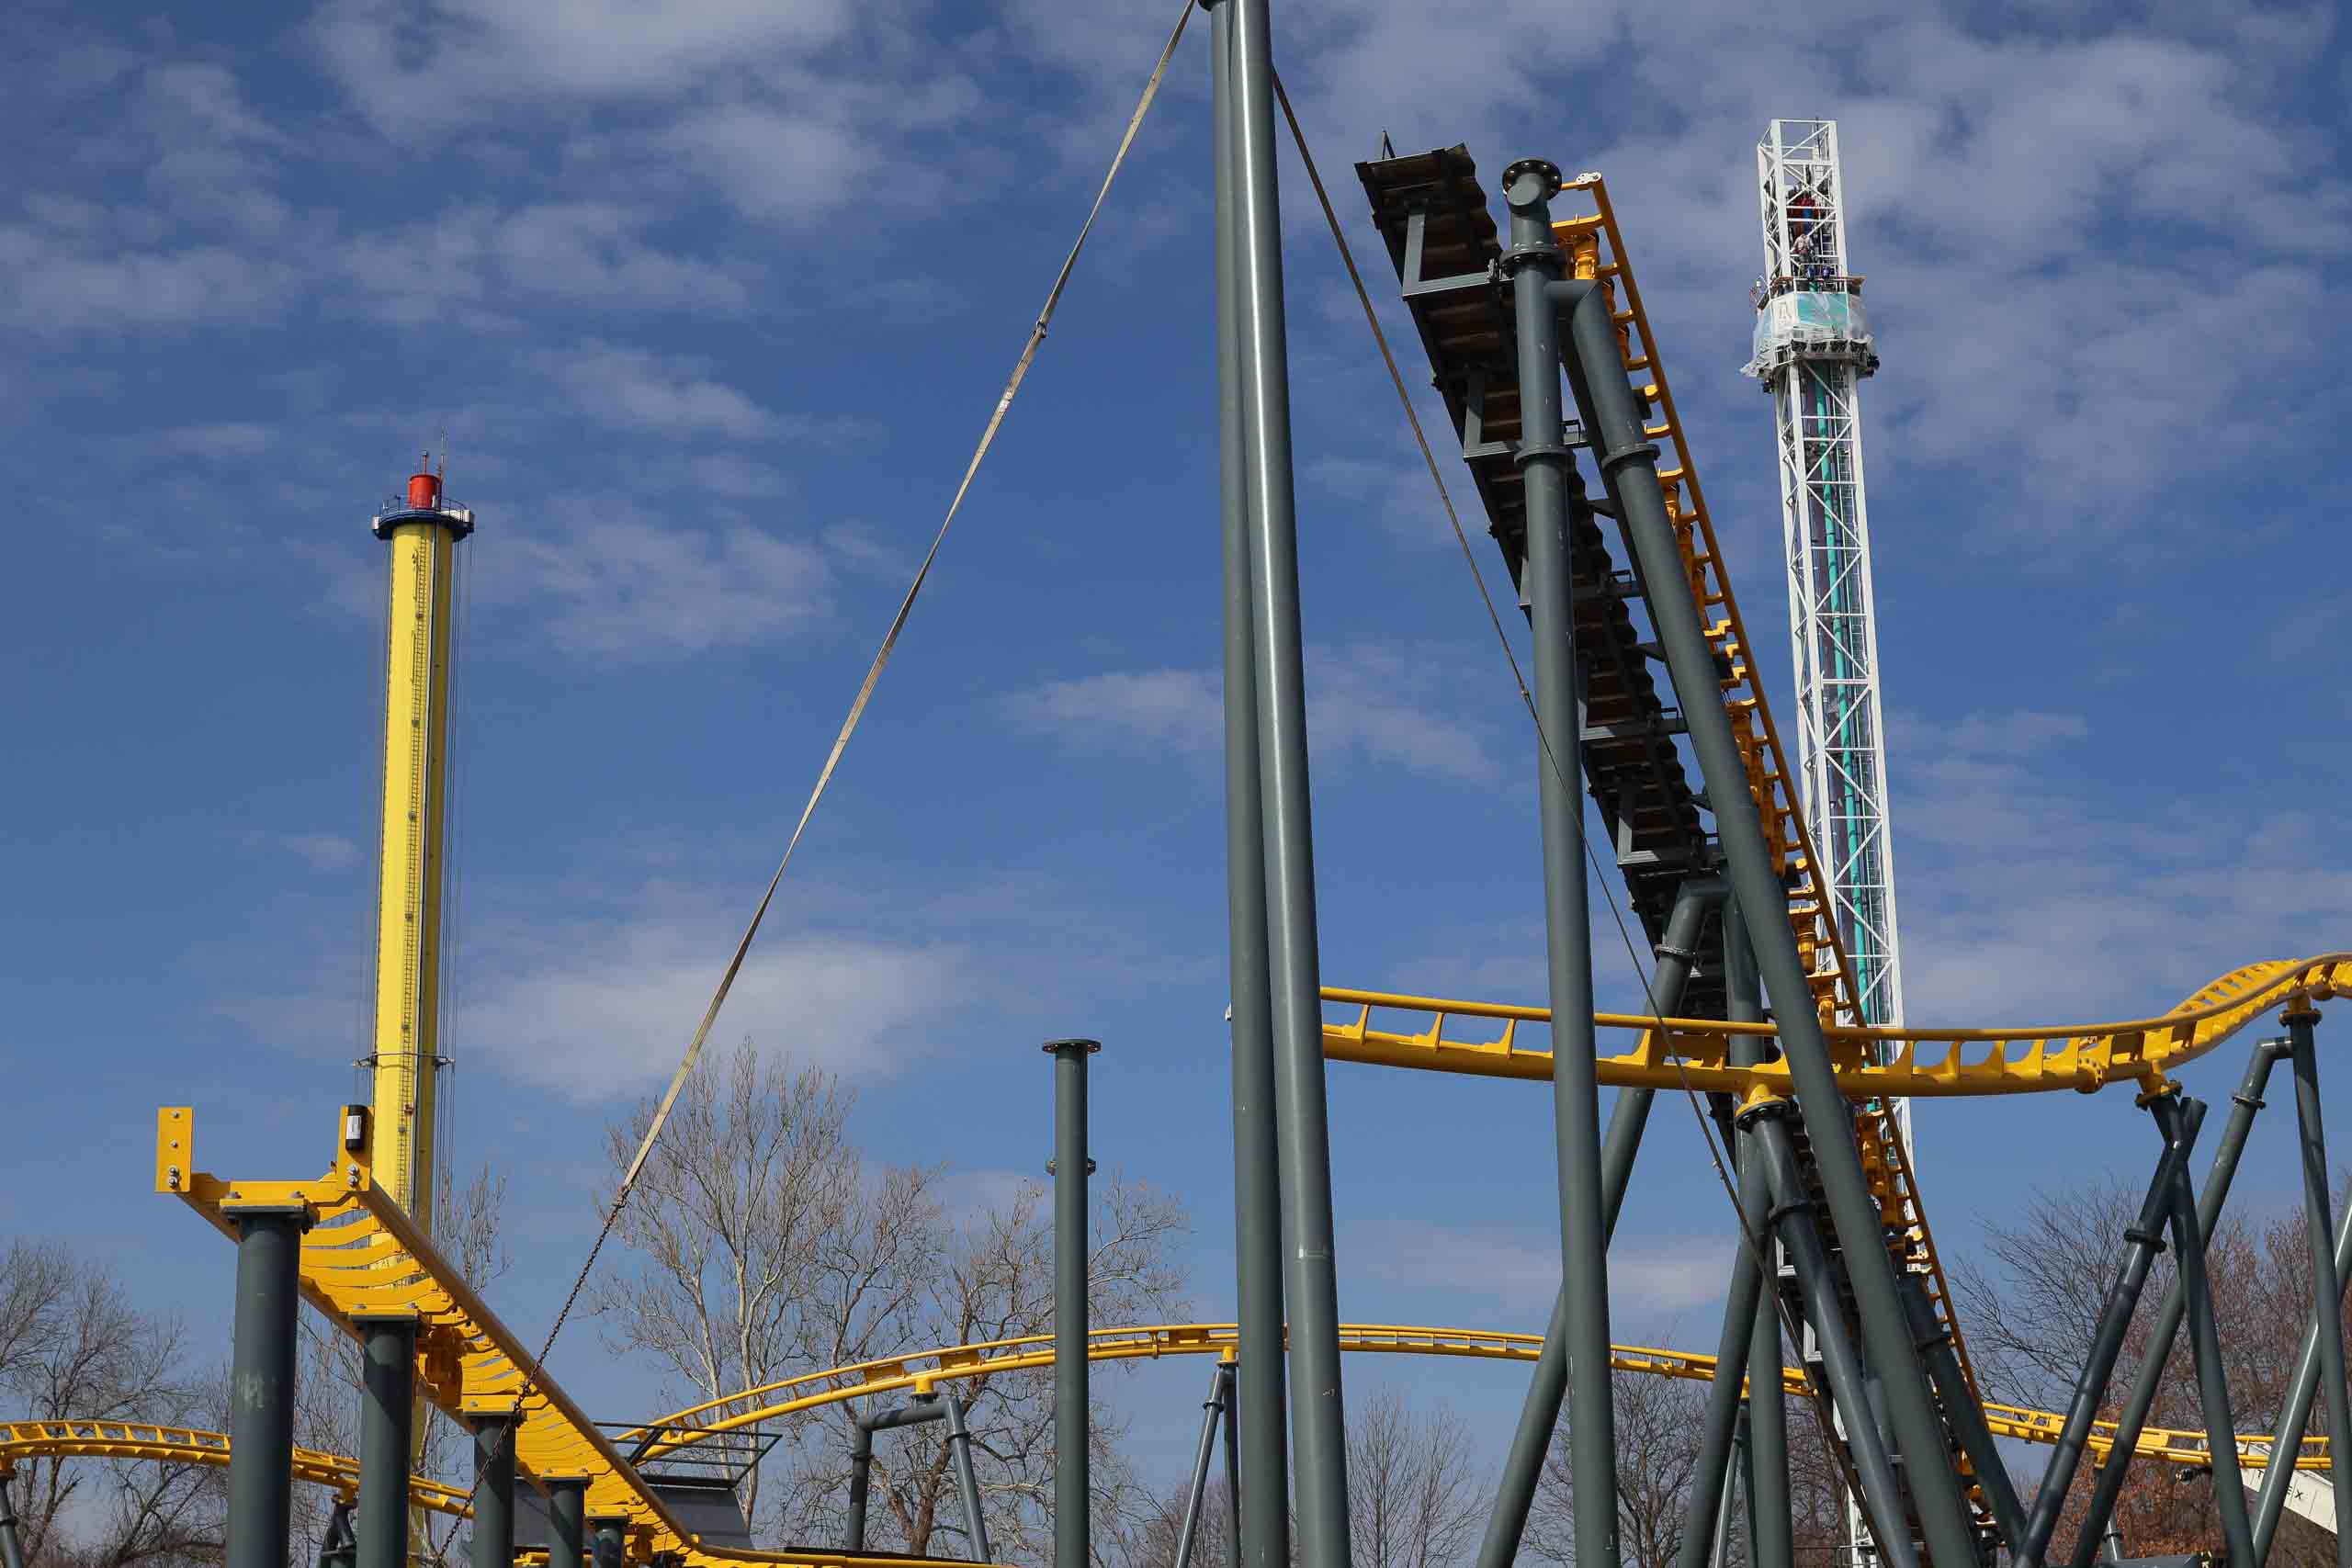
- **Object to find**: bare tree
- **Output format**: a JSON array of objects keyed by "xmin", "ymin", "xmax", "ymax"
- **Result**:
[
  {"xmin": 593, "ymin": 1040, "xmax": 1192, "ymax": 1562},
  {"xmin": 1347, "ymin": 1389, "xmax": 1482, "ymax": 1568},
  {"xmin": 1526, "ymin": 1366, "xmax": 1711, "ymax": 1568},
  {"xmin": 0, "ymin": 1240, "xmax": 218, "ymax": 1568}
]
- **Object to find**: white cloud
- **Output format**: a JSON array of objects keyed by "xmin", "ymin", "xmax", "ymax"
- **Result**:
[
  {"xmin": 245, "ymin": 830, "xmax": 365, "ymax": 872},
  {"xmin": 492, "ymin": 499, "xmax": 833, "ymax": 657},
  {"xmin": 459, "ymin": 920, "xmax": 970, "ymax": 1101},
  {"xmin": 1003, "ymin": 645, "xmax": 1502, "ymax": 784},
  {"xmin": 527, "ymin": 341, "xmax": 867, "ymax": 445},
  {"xmin": 1357, "ymin": 1224, "xmax": 1731, "ymax": 1316}
]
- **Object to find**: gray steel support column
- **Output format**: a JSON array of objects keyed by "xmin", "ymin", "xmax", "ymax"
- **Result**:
[
  {"xmin": 2157, "ymin": 1096, "xmax": 2254, "ymax": 1568},
  {"xmin": 1903, "ymin": 1276, "xmax": 2022, "ymax": 1552},
  {"xmin": 1478, "ymin": 883, "xmax": 1719, "ymax": 1568},
  {"xmin": 547, "ymin": 1481, "xmax": 587, "ymax": 1568},
  {"xmin": 942, "ymin": 1396, "xmax": 993, "ymax": 1562},
  {"xmin": 1174, "ymin": 1364, "xmax": 1232, "ymax": 1568},
  {"xmin": 1726, "ymin": 906, "xmax": 1792, "ymax": 1568},
  {"xmin": 1746, "ymin": 1107, "xmax": 1918, "ymax": 1568},
  {"xmin": 470, "ymin": 1416, "xmax": 516, "ymax": 1568},
  {"xmin": 1, "ymin": 1474, "xmax": 28, "ymax": 1568},
  {"xmin": 2285, "ymin": 1001, "xmax": 2352, "ymax": 1567},
  {"xmin": 2254, "ymin": 1190, "xmax": 2352, "ymax": 1560},
  {"xmin": 1554, "ymin": 277, "xmax": 1978, "ymax": 1568},
  {"xmin": 1046, "ymin": 1039, "xmax": 1099, "ymax": 1568},
  {"xmin": 1505, "ymin": 153, "xmax": 1618, "ymax": 1568},
  {"xmin": 1208, "ymin": 6, "xmax": 1289, "ymax": 1566},
  {"xmin": 1227, "ymin": 3, "xmax": 1351, "ymax": 1562},
  {"xmin": 589, "ymin": 1517, "xmax": 629, "ymax": 1568},
  {"xmin": 1708, "ymin": 1409, "xmax": 1746, "ymax": 1568},
  {"xmin": 1223, "ymin": 1368, "xmax": 1242, "ymax": 1568},
  {"xmin": 2018, "ymin": 1098, "xmax": 2205, "ymax": 1568},
  {"xmin": 225, "ymin": 1208, "xmax": 305, "ymax": 1568},
  {"xmin": 355, "ymin": 1316, "xmax": 415, "ymax": 1568},
  {"xmin": 1676, "ymin": 1230, "xmax": 1766, "ymax": 1568},
  {"xmin": 1710, "ymin": 905, "xmax": 1795, "ymax": 1568},
  {"xmin": 845, "ymin": 1424, "xmax": 874, "ymax": 1552},
  {"xmin": 318, "ymin": 1500, "xmax": 356, "ymax": 1568},
  {"xmin": 2070, "ymin": 1040, "xmax": 2286, "ymax": 1568}
]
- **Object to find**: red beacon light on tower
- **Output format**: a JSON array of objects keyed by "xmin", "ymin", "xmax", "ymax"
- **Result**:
[{"xmin": 372, "ymin": 451, "xmax": 475, "ymax": 541}]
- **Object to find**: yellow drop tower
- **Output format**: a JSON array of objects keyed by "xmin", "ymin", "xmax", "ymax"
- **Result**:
[{"xmin": 367, "ymin": 460, "xmax": 472, "ymax": 1235}]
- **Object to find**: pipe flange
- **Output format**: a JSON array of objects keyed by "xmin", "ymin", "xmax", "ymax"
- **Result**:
[
  {"xmin": 1596, "ymin": 440, "xmax": 1662, "ymax": 475},
  {"xmin": 1511, "ymin": 440, "xmax": 1573, "ymax": 468},
  {"xmin": 1501, "ymin": 158, "xmax": 1563, "ymax": 208}
]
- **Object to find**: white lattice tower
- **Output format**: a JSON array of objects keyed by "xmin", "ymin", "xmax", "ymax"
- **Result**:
[{"xmin": 1747, "ymin": 118, "xmax": 1907, "ymax": 1568}]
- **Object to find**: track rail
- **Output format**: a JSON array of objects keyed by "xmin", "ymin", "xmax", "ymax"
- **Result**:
[
  {"xmin": 616, "ymin": 1323, "xmax": 2327, "ymax": 1476},
  {"xmin": 0, "ymin": 1419, "xmax": 473, "ymax": 1515},
  {"xmin": 1321, "ymin": 955, "xmax": 2352, "ymax": 1099},
  {"xmin": 151, "ymin": 1108, "xmax": 985, "ymax": 1568}
]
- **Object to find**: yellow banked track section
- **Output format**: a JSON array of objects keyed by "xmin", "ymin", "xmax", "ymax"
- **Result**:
[
  {"xmin": 622, "ymin": 1324, "xmax": 2328, "ymax": 1475},
  {"xmin": 24, "ymin": 1323, "xmax": 2319, "ymax": 1517},
  {"xmin": 151, "ymin": 1108, "xmax": 986, "ymax": 1568},
  {"xmin": 1320, "ymin": 954, "xmax": 2352, "ymax": 1100}
]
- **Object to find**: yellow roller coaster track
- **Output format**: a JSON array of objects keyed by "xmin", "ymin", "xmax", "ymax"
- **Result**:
[
  {"xmin": 149, "ymin": 1107, "xmax": 975, "ymax": 1568},
  {"xmin": 1321, "ymin": 956, "xmax": 2352, "ymax": 1100},
  {"xmin": 620, "ymin": 1323, "xmax": 2328, "ymax": 1477},
  {"xmin": 16, "ymin": 1325, "xmax": 2320, "ymax": 1529}
]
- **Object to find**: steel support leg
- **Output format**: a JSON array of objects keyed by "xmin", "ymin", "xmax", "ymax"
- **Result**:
[
  {"xmin": 1724, "ymin": 906, "xmax": 1794, "ymax": 1568},
  {"xmin": 1223, "ymin": 1367, "xmax": 1242, "ymax": 1568},
  {"xmin": 470, "ymin": 1416, "xmax": 516, "ymax": 1568},
  {"xmin": 355, "ymin": 1316, "xmax": 415, "ymax": 1568},
  {"xmin": 2019, "ymin": 1098, "xmax": 2205, "ymax": 1568},
  {"xmin": 2255, "ymin": 1164, "xmax": 2352, "ymax": 1559},
  {"xmin": 1555, "ymin": 276, "xmax": 1979, "ymax": 1568},
  {"xmin": 1174, "ymin": 1365, "xmax": 1232, "ymax": 1568},
  {"xmin": 547, "ymin": 1480, "xmax": 586, "ymax": 1568},
  {"xmin": 1478, "ymin": 883, "xmax": 1720, "ymax": 1568},
  {"xmin": 1677, "ymin": 1226, "xmax": 1766, "ymax": 1568},
  {"xmin": 1746, "ymin": 1108, "xmax": 1918, "ymax": 1568},
  {"xmin": 1227, "ymin": 5, "xmax": 1352, "ymax": 1562},
  {"xmin": 1904, "ymin": 1275, "xmax": 2022, "ymax": 1553},
  {"xmin": 1046, "ymin": 1039, "xmax": 1099, "ymax": 1568},
  {"xmin": 1708, "ymin": 1410, "xmax": 1746, "ymax": 1568},
  {"xmin": 2157, "ymin": 1096, "xmax": 2254, "ymax": 1568},
  {"xmin": 589, "ymin": 1517, "xmax": 629, "ymax": 1568},
  {"xmin": 1208, "ymin": 8, "xmax": 1289, "ymax": 1567},
  {"xmin": 317, "ymin": 1500, "xmax": 356, "ymax": 1568},
  {"xmin": 0, "ymin": 1475, "xmax": 23, "ymax": 1568},
  {"xmin": 2284, "ymin": 1001, "xmax": 2352, "ymax": 1566},
  {"xmin": 2070, "ymin": 1040, "xmax": 2287, "ymax": 1568},
  {"xmin": 225, "ymin": 1209, "xmax": 305, "ymax": 1568},
  {"xmin": 942, "ymin": 1396, "xmax": 993, "ymax": 1562},
  {"xmin": 845, "ymin": 1424, "xmax": 874, "ymax": 1552}
]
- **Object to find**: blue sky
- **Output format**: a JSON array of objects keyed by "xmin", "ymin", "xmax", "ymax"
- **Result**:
[{"xmin": 8, "ymin": 0, "xmax": 2352, "ymax": 1491}]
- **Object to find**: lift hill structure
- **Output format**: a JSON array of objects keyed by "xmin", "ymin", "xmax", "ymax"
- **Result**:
[{"xmin": 8, "ymin": 10, "xmax": 2350, "ymax": 1568}]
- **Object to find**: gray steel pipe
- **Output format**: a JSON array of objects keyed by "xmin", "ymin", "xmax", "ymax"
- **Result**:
[
  {"xmin": 354, "ymin": 1316, "xmax": 415, "ymax": 1568},
  {"xmin": 471, "ymin": 1416, "xmax": 516, "ymax": 1568},
  {"xmin": 2254, "ymin": 1186, "xmax": 2352, "ymax": 1559},
  {"xmin": 1675, "ymin": 1215, "xmax": 1766, "ymax": 1568},
  {"xmin": 1174, "ymin": 1364, "xmax": 1232, "ymax": 1568},
  {"xmin": 589, "ymin": 1518, "xmax": 628, "ymax": 1568},
  {"xmin": 1507, "ymin": 154, "xmax": 1619, "ymax": 1568},
  {"xmin": 942, "ymin": 1396, "xmax": 993, "ymax": 1562},
  {"xmin": 2285, "ymin": 1003, "xmax": 2352, "ymax": 1566},
  {"xmin": 1745, "ymin": 1105, "xmax": 1919, "ymax": 1568},
  {"xmin": 1725, "ymin": 906, "xmax": 1792, "ymax": 1568},
  {"xmin": 225, "ymin": 1209, "xmax": 305, "ymax": 1568},
  {"xmin": 1223, "ymin": 1369, "xmax": 1242, "ymax": 1568},
  {"xmin": 2069, "ymin": 1039, "xmax": 2286, "ymax": 1568},
  {"xmin": 1903, "ymin": 1276, "xmax": 2022, "ymax": 1553},
  {"xmin": 547, "ymin": 1481, "xmax": 587, "ymax": 1568},
  {"xmin": 1, "ymin": 1475, "xmax": 27, "ymax": 1568},
  {"xmin": 845, "ymin": 1424, "xmax": 875, "ymax": 1552},
  {"xmin": 1708, "ymin": 1410, "xmax": 1747, "ymax": 1568},
  {"xmin": 1553, "ymin": 275, "xmax": 1980, "ymax": 1568},
  {"xmin": 1046, "ymin": 1039, "xmax": 1099, "ymax": 1568},
  {"xmin": 1477, "ymin": 881, "xmax": 1720, "ymax": 1568},
  {"xmin": 2019, "ymin": 1097, "xmax": 2205, "ymax": 1568},
  {"xmin": 1207, "ymin": 6, "xmax": 1289, "ymax": 1565},
  {"xmin": 2157, "ymin": 1095, "xmax": 2254, "ymax": 1568},
  {"xmin": 1227, "ymin": 3, "xmax": 1353, "ymax": 1562}
]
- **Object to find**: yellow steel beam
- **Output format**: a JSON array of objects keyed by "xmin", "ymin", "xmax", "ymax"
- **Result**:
[
  {"xmin": 618, "ymin": 1322, "xmax": 2327, "ymax": 1476},
  {"xmin": 155, "ymin": 1107, "xmax": 979, "ymax": 1568}
]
